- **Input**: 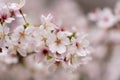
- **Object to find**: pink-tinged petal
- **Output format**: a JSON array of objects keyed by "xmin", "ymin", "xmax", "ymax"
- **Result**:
[{"xmin": 5, "ymin": 18, "xmax": 15, "ymax": 23}]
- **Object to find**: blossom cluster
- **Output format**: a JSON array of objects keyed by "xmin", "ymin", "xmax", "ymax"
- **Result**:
[
  {"xmin": 0, "ymin": 0, "xmax": 91, "ymax": 71},
  {"xmin": 88, "ymin": 2, "xmax": 120, "ymax": 29}
]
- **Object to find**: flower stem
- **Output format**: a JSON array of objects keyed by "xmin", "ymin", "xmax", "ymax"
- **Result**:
[{"xmin": 19, "ymin": 9, "xmax": 27, "ymax": 23}]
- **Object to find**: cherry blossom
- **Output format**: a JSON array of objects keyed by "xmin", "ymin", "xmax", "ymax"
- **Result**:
[
  {"xmin": 96, "ymin": 8, "xmax": 117, "ymax": 29},
  {"xmin": 7, "ymin": 0, "xmax": 25, "ymax": 17},
  {"xmin": 48, "ymin": 31, "xmax": 70, "ymax": 54},
  {"xmin": 88, "ymin": 8, "xmax": 118, "ymax": 29},
  {"xmin": 40, "ymin": 14, "xmax": 57, "ymax": 31},
  {"xmin": 0, "ymin": 5, "xmax": 15, "ymax": 24},
  {"xmin": 88, "ymin": 8, "xmax": 101, "ymax": 22},
  {"xmin": 0, "ymin": 0, "xmax": 91, "ymax": 71}
]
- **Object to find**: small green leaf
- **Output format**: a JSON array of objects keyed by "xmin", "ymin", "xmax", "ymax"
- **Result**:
[
  {"xmin": 67, "ymin": 32, "xmax": 76, "ymax": 40},
  {"xmin": 46, "ymin": 55, "xmax": 52, "ymax": 60}
]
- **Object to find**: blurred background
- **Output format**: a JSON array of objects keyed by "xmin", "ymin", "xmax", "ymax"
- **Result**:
[{"xmin": 1, "ymin": 0, "xmax": 120, "ymax": 80}]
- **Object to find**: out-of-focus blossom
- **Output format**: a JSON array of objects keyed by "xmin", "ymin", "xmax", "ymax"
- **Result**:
[
  {"xmin": 108, "ymin": 30, "xmax": 120, "ymax": 43},
  {"xmin": 0, "ymin": 48, "xmax": 18, "ymax": 64},
  {"xmin": 114, "ymin": 2, "xmax": 120, "ymax": 21},
  {"xmin": 96, "ymin": 8, "xmax": 116, "ymax": 29},
  {"xmin": 88, "ymin": 8, "xmax": 101, "ymax": 22},
  {"xmin": 88, "ymin": 8, "xmax": 117, "ymax": 29}
]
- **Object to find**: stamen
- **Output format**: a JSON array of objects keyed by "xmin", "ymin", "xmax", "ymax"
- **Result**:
[
  {"xmin": 55, "ymin": 38, "xmax": 61, "ymax": 45},
  {"xmin": 0, "ymin": 32, "xmax": 5, "ymax": 39},
  {"xmin": 20, "ymin": 32, "xmax": 25, "ymax": 38}
]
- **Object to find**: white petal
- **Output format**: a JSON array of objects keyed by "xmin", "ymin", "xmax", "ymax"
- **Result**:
[
  {"xmin": 76, "ymin": 48, "xmax": 89, "ymax": 57},
  {"xmin": 49, "ymin": 44, "xmax": 57, "ymax": 53},
  {"xmin": 17, "ymin": 48, "xmax": 27, "ymax": 57},
  {"xmin": 62, "ymin": 37, "xmax": 70, "ymax": 45},
  {"xmin": 57, "ymin": 31, "xmax": 64, "ymax": 39},
  {"xmin": 41, "ymin": 15, "xmax": 46, "ymax": 24},
  {"xmin": 7, "ymin": 0, "xmax": 25, "ymax": 9},
  {"xmin": 47, "ymin": 13, "xmax": 53, "ymax": 21},
  {"xmin": 57, "ymin": 45, "xmax": 66, "ymax": 54}
]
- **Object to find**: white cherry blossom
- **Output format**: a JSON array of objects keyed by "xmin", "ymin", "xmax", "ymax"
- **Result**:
[
  {"xmin": 70, "ymin": 34, "xmax": 90, "ymax": 57},
  {"xmin": 48, "ymin": 31, "xmax": 70, "ymax": 54},
  {"xmin": 96, "ymin": 8, "xmax": 117, "ymax": 29},
  {"xmin": 40, "ymin": 14, "xmax": 57, "ymax": 31},
  {"xmin": 0, "ymin": 1, "xmax": 91, "ymax": 71}
]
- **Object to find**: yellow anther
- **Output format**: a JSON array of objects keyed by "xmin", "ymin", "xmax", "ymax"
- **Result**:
[
  {"xmin": 41, "ymin": 36, "xmax": 47, "ymax": 42},
  {"xmin": 0, "ymin": 32, "xmax": 5, "ymax": 39},
  {"xmin": 44, "ymin": 23, "xmax": 49, "ymax": 29}
]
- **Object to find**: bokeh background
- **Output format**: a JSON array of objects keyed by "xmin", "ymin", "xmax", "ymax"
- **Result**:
[{"xmin": 0, "ymin": 0, "xmax": 120, "ymax": 80}]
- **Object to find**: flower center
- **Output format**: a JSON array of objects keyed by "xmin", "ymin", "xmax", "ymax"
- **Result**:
[
  {"xmin": 76, "ymin": 42, "xmax": 80, "ymax": 48},
  {"xmin": 42, "ymin": 48, "xmax": 49, "ymax": 56},
  {"xmin": 41, "ymin": 36, "xmax": 47, "ymax": 42},
  {"xmin": 44, "ymin": 23, "xmax": 49, "ymax": 29},
  {"xmin": 2, "ymin": 14, "xmax": 7, "ymax": 20},
  {"xmin": 20, "ymin": 32, "xmax": 25, "ymax": 38},
  {"xmin": 55, "ymin": 38, "xmax": 61, "ymax": 45},
  {"xmin": 0, "ymin": 32, "xmax": 5, "ymax": 39},
  {"xmin": 10, "ymin": 10, "xmax": 15, "ymax": 17},
  {"xmin": 0, "ymin": 47, "xmax": 2, "ymax": 53}
]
